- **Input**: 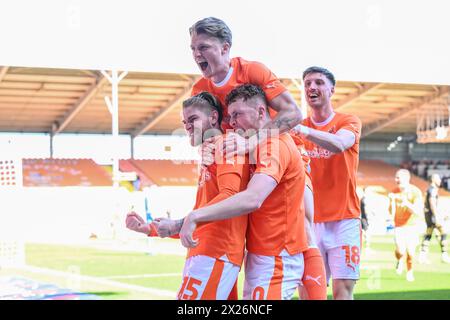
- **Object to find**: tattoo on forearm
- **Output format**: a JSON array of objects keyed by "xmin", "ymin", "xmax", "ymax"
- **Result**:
[
  {"xmin": 271, "ymin": 117, "xmax": 297, "ymax": 131},
  {"xmin": 172, "ymin": 218, "xmax": 184, "ymax": 235}
]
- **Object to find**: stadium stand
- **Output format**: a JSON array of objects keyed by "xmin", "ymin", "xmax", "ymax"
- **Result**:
[
  {"xmin": 22, "ymin": 159, "xmax": 112, "ymax": 187},
  {"xmin": 21, "ymin": 158, "xmax": 199, "ymax": 187},
  {"xmin": 0, "ymin": 160, "xmax": 21, "ymax": 187},
  {"xmin": 403, "ymin": 160, "xmax": 450, "ymax": 191},
  {"xmin": 357, "ymin": 160, "xmax": 438, "ymax": 194},
  {"xmin": 130, "ymin": 159, "xmax": 198, "ymax": 186},
  {"xmin": 119, "ymin": 160, "xmax": 155, "ymax": 189},
  {"xmin": 22, "ymin": 158, "xmax": 447, "ymax": 194}
]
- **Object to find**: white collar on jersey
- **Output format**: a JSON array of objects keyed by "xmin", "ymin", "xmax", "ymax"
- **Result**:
[
  {"xmin": 311, "ymin": 111, "xmax": 336, "ymax": 127},
  {"xmin": 213, "ymin": 66, "xmax": 234, "ymax": 87}
]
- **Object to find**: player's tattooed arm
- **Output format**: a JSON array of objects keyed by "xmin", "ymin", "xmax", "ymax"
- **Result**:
[
  {"xmin": 263, "ymin": 91, "xmax": 303, "ymax": 132},
  {"xmin": 265, "ymin": 116, "xmax": 299, "ymax": 132},
  {"xmin": 173, "ymin": 218, "xmax": 185, "ymax": 235}
]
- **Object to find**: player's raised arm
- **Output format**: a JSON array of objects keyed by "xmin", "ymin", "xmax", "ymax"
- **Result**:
[{"xmin": 294, "ymin": 126, "xmax": 357, "ymax": 154}]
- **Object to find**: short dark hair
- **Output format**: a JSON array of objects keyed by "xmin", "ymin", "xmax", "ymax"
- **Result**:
[
  {"xmin": 303, "ymin": 66, "xmax": 336, "ymax": 86},
  {"xmin": 189, "ymin": 17, "xmax": 232, "ymax": 46},
  {"xmin": 183, "ymin": 91, "xmax": 223, "ymax": 125},
  {"xmin": 225, "ymin": 84, "xmax": 268, "ymax": 107}
]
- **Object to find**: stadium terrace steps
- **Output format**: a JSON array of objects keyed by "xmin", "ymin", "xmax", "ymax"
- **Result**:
[
  {"xmin": 119, "ymin": 159, "xmax": 155, "ymax": 188},
  {"xmin": 357, "ymin": 160, "xmax": 449, "ymax": 195},
  {"xmin": 22, "ymin": 158, "xmax": 112, "ymax": 187},
  {"xmin": 21, "ymin": 158, "xmax": 199, "ymax": 187},
  {"xmin": 130, "ymin": 159, "xmax": 199, "ymax": 186},
  {"xmin": 23, "ymin": 158, "xmax": 444, "ymax": 193}
]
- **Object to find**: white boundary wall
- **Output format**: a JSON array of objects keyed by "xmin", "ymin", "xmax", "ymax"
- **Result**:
[{"xmin": 0, "ymin": 186, "xmax": 196, "ymax": 245}]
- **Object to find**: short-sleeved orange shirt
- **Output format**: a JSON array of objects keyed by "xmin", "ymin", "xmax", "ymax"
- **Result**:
[
  {"xmin": 246, "ymin": 133, "xmax": 308, "ymax": 256},
  {"xmin": 191, "ymin": 56, "xmax": 310, "ymax": 182},
  {"xmin": 290, "ymin": 131, "xmax": 312, "ymax": 183},
  {"xmin": 187, "ymin": 135, "xmax": 250, "ymax": 266},
  {"xmin": 191, "ymin": 57, "xmax": 286, "ymax": 131},
  {"xmin": 389, "ymin": 184, "xmax": 423, "ymax": 227},
  {"xmin": 302, "ymin": 112, "xmax": 362, "ymax": 223}
]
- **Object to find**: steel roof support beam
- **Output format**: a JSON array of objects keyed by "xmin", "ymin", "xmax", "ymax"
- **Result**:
[
  {"xmin": 362, "ymin": 86, "xmax": 450, "ymax": 138},
  {"xmin": 131, "ymin": 77, "xmax": 198, "ymax": 137}
]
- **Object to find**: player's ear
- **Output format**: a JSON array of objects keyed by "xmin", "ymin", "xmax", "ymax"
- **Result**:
[
  {"xmin": 330, "ymin": 86, "xmax": 335, "ymax": 96},
  {"xmin": 210, "ymin": 110, "xmax": 219, "ymax": 126},
  {"xmin": 259, "ymin": 105, "xmax": 268, "ymax": 119},
  {"xmin": 222, "ymin": 42, "xmax": 230, "ymax": 55}
]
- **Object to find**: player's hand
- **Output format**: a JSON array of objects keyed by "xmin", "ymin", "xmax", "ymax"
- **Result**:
[
  {"xmin": 179, "ymin": 214, "xmax": 199, "ymax": 248},
  {"xmin": 221, "ymin": 131, "xmax": 249, "ymax": 158},
  {"xmin": 153, "ymin": 217, "xmax": 181, "ymax": 238},
  {"xmin": 125, "ymin": 212, "xmax": 150, "ymax": 234},
  {"xmin": 291, "ymin": 124, "xmax": 311, "ymax": 138},
  {"xmin": 200, "ymin": 137, "xmax": 217, "ymax": 167}
]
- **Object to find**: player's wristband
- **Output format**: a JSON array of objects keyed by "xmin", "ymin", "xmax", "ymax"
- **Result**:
[{"xmin": 148, "ymin": 223, "xmax": 158, "ymax": 237}]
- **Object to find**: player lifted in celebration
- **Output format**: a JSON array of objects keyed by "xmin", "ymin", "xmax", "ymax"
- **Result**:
[
  {"xmin": 189, "ymin": 17, "xmax": 302, "ymax": 133},
  {"xmin": 126, "ymin": 92, "xmax": 250, "ymax": 299},
  {"xmin": 293, "ymin": 66, "xmax": 362, "ymax": 300},
  {"xmin": 180, "ymin": 84, "xmax": 308, "ymax": 300},
  {"xmin": 388, "ymin": 169, "xmax": 424, "ymax": 281},
  {"xmin": 190, "ymin": 16, "xmax": 326, "ymax": 300}
]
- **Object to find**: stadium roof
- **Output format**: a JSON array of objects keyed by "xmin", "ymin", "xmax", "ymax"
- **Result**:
[
  {"xmin": 0, "ymin": 0, "xmax": 449, "ymax": 139},
  {"xmin": 0, "ymin": 66, "xmax": 448, "ymax": 139}
]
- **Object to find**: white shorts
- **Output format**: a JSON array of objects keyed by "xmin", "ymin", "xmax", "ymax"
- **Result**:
[
  {"xmin": 243, "ymin": 250, "xmax": 304, "ymax": 300},
  {"xmin": 314, "ymin": 218, "xmax": 361, "ymax": 283},
  {"xmin": 394, "ymin": 225, "xmax": 419, "ymax": 254},
  {"xmin": 177, "ymin": 255, "xmax": 240, "ymax": 300}
]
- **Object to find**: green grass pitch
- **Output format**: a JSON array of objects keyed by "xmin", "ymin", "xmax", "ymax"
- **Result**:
[{"xmin": 2, "ymin": 235, "xmax": 449, "ymax": 300}]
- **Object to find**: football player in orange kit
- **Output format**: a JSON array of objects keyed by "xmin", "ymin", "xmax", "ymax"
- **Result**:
[
  {"xmin": 179, "ymin": 84, "xmax": 308, "ymax": 300},
  {"xmin": 388, "ymin": 169, "xmax": 423, "ymax": 282},
  {"xmin": 126, "ymin": 92, "xmax": 250, "ymax": 300},
  {"xmin": 189, "ymin": 17, "xmax": 326, "ymax": 300},
  {"xmin": 293, "ymin": 66, "xmax": 362, "ymax": 300}
]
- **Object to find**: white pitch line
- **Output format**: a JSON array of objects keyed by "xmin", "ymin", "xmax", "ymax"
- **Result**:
[
  {"xmin": 105, "ymin": 273, "xmax": 182, "ymax": 280},
  {"xmin": 19, "ymin": 265, "xmax": 177, "ymax": 298}
]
